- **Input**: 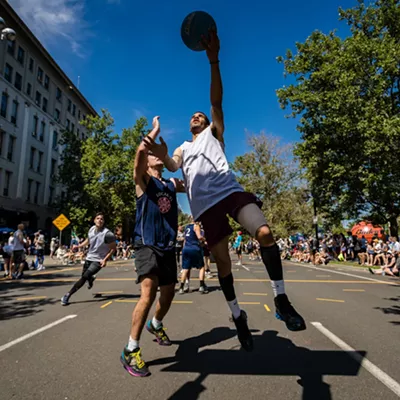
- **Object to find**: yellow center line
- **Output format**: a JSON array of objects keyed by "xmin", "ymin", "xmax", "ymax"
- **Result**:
[
  {"xmin": 115, "ymin": 299, "xmax": 138, "ymax": 303},
  {"xmin": 243, "ymin": 293, "xmax": 268, "ymax": 296},
  {"xmin": 316, "ymin": 298, "xmax": 345, "ymax": 303},
  {"xmin": 101, "ymin": 301, "xmax": 113, "ymax": 308},
  {"xmin": 16, "ymin": 296, "xmax": 47, "ymax": 301},
  {"xmin": 97, "ymin": 291, "xmax": 124, "ymax": 294},
  {"xmin": 171, "ymin": 301, "xmax": 193, "ymax": 304},
  {"xmin": 238, "ymin": 302, "xmax": 261, "ymax": 305},
  {"xmin": 31, "ymin": 267, "xmax": 81, "ymax": 276},
  {"xmin": 264, "ymin": 304, "xmax": 271, "ymax": 312},
  {"xmin": 343, "ymin": 289, "xmax": 365, "ymax": 292}
]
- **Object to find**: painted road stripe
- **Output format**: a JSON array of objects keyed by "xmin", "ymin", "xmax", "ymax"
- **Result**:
[
  {"xmin": 0, "ymin": 315, "xmax": 77, "ymax": 353},
  {"xmin": 97, "ymin": 291, "xmax": 123, "ymax": 294},
  {"xmin": 316, "ymin": 298, "xmax": 345, "ymax": 303},
  {"xmin": 13, "ymin": 278, "xmax": 389, "ymax": 284},
  {"xmin": 243, "ymin": 293, "xmax": 268, "ymax": 296},
  {"xmin": 343, "ymin": 289, "xmax": 365, "ymax": 292},
  {"xmin": 293, "ymin": 263, "xmax": 400, "ymax": 286},
  {"xmin": 31, "ymin": 267, "xmax": 81, "ymax": 276},
  {"xmin": 241, "ymin": 265, "xmax": 250, "ymax": 272},
  {"xmin": 115, "ymin": 299, "xmax": 193, "ymax": 304},
  {"xmin": 16, "ymin": 296, "xmax": 47, "ymax": 301},
  {"xmin": 312, "ymin": 322, "xmax": 400, "ymax": 397},
  {"xmin": 101, "ymin": 301, "xmax": 113, "ymax": 308},
  {"xmin": 264, "ymin": 304, "xmax": 271, "ymax": 312},
  {"xmin": 238, "ymin": 302, "xmax": 261, "ymax": 305},
  {"xmin": 316, "ymin": 275, "xmax": 331, "ymax": 277}
]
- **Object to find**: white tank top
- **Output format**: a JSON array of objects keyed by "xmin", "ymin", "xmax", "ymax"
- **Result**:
[{"xmin": 180, "ymin": 126, "xmax": 243, "ymax": 220}]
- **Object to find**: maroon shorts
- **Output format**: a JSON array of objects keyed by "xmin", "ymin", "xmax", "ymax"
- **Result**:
[{"xmin": 197, "ymin": 192, "xmax": 262, "ymax": 249}]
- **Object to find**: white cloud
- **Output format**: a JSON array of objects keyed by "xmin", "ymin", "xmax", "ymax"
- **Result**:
[{"xmin": 8, "ymin": 0, "xmax": 92, "ymax": 57}]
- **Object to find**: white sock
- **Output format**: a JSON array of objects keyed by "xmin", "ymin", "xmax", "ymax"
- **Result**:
[
  {"xmin": 228, "ymin": 298, "xmax": 241, "ymax": 319},
  {"xmin": 271, "ymin": 280, "xmax": 285, "ymax": 297},
  {"xmin": 185, "ymin": 279, "xmax": 190, "ymax": 285},
  {"xmin": 152, "ymin": 316, "xmax": 162, "ymax": 330},
  {"xmin": 127, "ymin": 336, "xmax": 139, "ymax": 351}
]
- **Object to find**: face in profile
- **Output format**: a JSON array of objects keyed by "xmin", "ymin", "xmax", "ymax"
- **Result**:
[{"xmin": 190, "ymin": 112, "xmax": 209, "ymax": 133}]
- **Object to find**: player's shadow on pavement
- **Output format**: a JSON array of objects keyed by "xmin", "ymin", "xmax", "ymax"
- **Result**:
[
  {"xmin": 72, "ymin": 293, "xmax": 140, "ymax": 305},
  {"xmin": 149, "ymin": 327, "xmax": 364, "ymax": 400},
  {"xmin": 375, "ymin": 295, "xmax": 400, "ymax": 325}
]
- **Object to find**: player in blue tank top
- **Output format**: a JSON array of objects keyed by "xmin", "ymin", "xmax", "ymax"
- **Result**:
[
  {"xmin": 178, "ymin": 219, "xmax": 208, "ymax": 294},
  {"xmin": 121, "ymin": 116, "xmax": 185, "ymax": 378}
]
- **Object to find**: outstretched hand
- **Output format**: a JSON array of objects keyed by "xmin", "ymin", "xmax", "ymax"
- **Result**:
[
  {"xmin": 201, "ymin": 28, "xmax": 220, "ymax": 62},
  {"xmin": 142, "ymin": 136, "xmax": 168, "ymax": 161}
]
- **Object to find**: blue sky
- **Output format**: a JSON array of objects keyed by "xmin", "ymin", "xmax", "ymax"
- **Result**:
[{"xmin": 10, "ymin": 0, "xmax": 356, "ymax": 214}]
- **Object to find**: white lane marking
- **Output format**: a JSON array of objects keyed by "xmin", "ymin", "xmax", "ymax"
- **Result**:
[
  {"xmin": 312, "ymin": 322, "xmax": 400, "ymax": 397},
  {"xmin": 0, "ymin": 315, "xmax": 77, "ymax": 353},
  {"xmin": 292, "ymin": 263, "xmax": 399, "ymax": 286},
  {"xmin": 241, "ymin": 264, "xmax": 250, "ymax": 272}
]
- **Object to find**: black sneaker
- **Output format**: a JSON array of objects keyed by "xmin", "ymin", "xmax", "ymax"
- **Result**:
[
  {"xmin": 274, "ymin": 294, "xmax": 306, "ymax": 331},
  {"xmin": 87, "ymin": 275, "xmax": 96, "ymax": 290},
  {"xmin": 232, "ymin": 310, "xmax": 253, "ymax": 352},
  {"xmin": 120, "ymin": 347, "xmax": 150, "ymax": 377}
]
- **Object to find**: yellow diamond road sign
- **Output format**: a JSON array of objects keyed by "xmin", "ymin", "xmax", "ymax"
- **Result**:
[{"xmin": 53, "ymin": 214, "xmax": 71, "ymax": 231}]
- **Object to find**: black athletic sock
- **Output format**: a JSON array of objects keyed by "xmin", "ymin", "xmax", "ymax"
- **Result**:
[
  {"xmin": 200, "ymin": 280, "xmax": 205, "ymax": 287},
  {"xmin": 260, "ymin": 244, "xmax": 283, "ymax": 281},
  {"xmin": 180, "ymin": 282, "xmax": 185, "ymax": 289}
]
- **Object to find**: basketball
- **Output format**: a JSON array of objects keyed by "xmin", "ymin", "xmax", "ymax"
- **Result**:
[{"xmin": 181, "ymin": 11, "xmax": 217, "ymax": 51}]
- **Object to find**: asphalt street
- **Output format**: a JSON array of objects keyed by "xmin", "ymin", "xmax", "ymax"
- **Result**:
[{"xmin": 1, "ymin": 256, "xmax": 400, "ymax": 400}]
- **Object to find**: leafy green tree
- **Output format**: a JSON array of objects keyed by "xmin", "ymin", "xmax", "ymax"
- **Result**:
[
  {"xmin": 231, "ymin": 133, "xmax": 314, "ymax": 238},
  {"xmin": 277, "ymin": 0, "xmax": 400, "ymax": 235},
  {"xmin": 56, "ymin": 110, "xmax": 144, "ymax": 237}
]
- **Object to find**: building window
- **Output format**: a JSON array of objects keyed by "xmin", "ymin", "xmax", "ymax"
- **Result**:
[
  {"xmin": 14, "ymin": 72, "xmax": 22, "ymax": 91},
  {"xmin": 48, "ymin": 186, "xmax": 54, "ymax": 206},
  {"xmin": 35, "ymin": 91, "xmax": 41, "ymax": 106},
  {"xmin": 33, "ymin": 115, "xmax": 39, "ymax": 137},
  {"xmin": 29, "ymin": 147, "xmax": 36, "ymax": 169},
  {"xmin": 40, "ymin": 121, "xmax": 45, "ymax": 142},
  {"xmin": 56, "ymin": 87, "xmax": 62, "ymax": 102},
  {"xmin": 44, "ymin": 75, "xmax": 50, "ymax": 90},
  {"xmin": 11, "ymin": 100, "xmax": 18, "ymax": 125},
  {"xmin": 0, "ymin": 130, "xmax": 4, "ymax": 156},
  {"xmin": 27, "ymin": 179, "xmax": 33, "ymax": 201},
  {"xmin": 77, "ymin": 128, "xmax": 80, "ymax": 138},
  {"xmin": 4, "ymin": 63, "xmax": 13, "ymax": 82},
  {"xmin": 7, "ymin": 136, "xmax": 15, "ymax": 161},
  {"xmin": 72, "ymin": 104, "xmax": 76, "ymax": 116},
  {"xmin": 53, "ymin": 130, "xmax": 58, "ymax": 150},
  {"xmin": 78, "ymin": 109, "xmax": 81, "ymax": 119},
  {"xmin": 67, "ymin": 99, "xmax": 72, "ymax": 113},
  {"xmin": 17, "ymin": 46, "xmax": 25, "ymax": 65},
  {"xmin": 71, "ymin": 123, "xmax": 75, "ymax": 133},
  {"xmin": 7, "ymin": 40, "xmax": 15, "ymax": 56},
  {"xmin": 29, "ymin": 58, "xmax": 34, "ymax": 72},
  {"xmin": 37, "ymin": 67, "xmax": 43, "ymax": 83},
  {"xmin": 34, "ymin": 182, "xmax": 40, "ymax": 204},
  {"xmin": 1, "ymin": 93, "xmax": 8, "ymax": 118},
  {"xmin": 27, "ymin": 82, "xmax": 32, "ymax": 96},
  {"xmin": 66, "ymin": 119, "xmax": 70, "ymax": 130},
  {"xmin": 4, "ymin": 171, "xmax": 11, "ymax": 196},
  {"xmin": 54, "ymin": 108, "xmax": 60, "ymax": 122},
  {"xmin": 37, "ymin": 151, "xmax": 43, "ymax": 173},
  {"xmin": 42, "ymin": 97, "xmax": 48, "ymax": 113},
  {"xmin": 82, "ymin": 114, "xmax": 86, "ymax": 121},
  {"xmin": 51, "ymin": 158, "xmax": 57, "ymax": 177}
]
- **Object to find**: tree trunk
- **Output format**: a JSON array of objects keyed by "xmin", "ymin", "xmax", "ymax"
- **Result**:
[{"xmin": 389, "ymin": 216, "xmax": 399, "ymax": 237}]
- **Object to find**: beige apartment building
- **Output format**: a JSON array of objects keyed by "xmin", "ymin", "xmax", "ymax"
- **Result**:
[{"xmin": 0, "ymin": 1, "xmax": 96, "ymax": 234}]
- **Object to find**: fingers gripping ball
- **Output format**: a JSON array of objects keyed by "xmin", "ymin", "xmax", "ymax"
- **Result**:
[{"xmin": 181, "ymin": 11, "xmax": 217, "ymax": 51}]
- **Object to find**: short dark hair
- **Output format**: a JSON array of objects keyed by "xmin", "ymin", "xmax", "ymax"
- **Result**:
[
  {"xmin": 193, "ymin": 111, "xmax": 210, "ymax": 126},
  {"xmin": 95, "ymin": 212, "xmax": 105, "ymax": 219}
]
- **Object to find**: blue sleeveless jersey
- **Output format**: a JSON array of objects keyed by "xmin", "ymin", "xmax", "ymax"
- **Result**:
[
  {"xmin": 184, "ymin": 224, "xmax": 201, "ymax": 249},
  {"xmin": 134, "ymin": 177, "xmax": 178, "ymax": 251}
]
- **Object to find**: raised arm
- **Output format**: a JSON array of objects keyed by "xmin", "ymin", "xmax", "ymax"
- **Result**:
[
  {"xmin": 134, "ymin": 116, "xmax": 160, "ymax": 193},
  {"xmin": 202, "ymin": 30, "xmax": 224, "ymax": 141},
  {"xmin": 164, "ymin": 147, "xmax": 183, "ymax": 172}
]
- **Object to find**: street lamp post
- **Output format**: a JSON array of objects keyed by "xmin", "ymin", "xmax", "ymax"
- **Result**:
[{"xmin": 0, "ymin": 17, "xmax": 17, "ymax": 41}]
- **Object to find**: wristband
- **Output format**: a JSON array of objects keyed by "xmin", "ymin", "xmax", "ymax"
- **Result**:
[{"xmin": 210, "ymin": 60, "xmax": 220, "ymax": 64}]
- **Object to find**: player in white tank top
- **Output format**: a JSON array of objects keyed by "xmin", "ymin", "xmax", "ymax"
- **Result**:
[{"xmin": 145, "ymin": 30, "xmax": 306, "ymax": 349}]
